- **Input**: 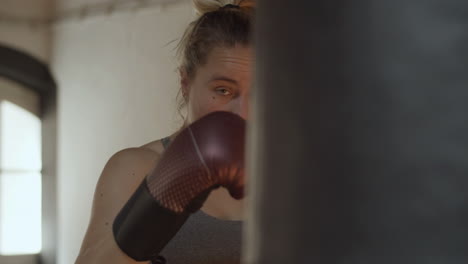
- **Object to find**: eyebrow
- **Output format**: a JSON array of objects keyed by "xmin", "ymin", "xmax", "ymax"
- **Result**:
[{"xmin": 208, "ymin": 75, "xmax": 239, "ymax": 85}]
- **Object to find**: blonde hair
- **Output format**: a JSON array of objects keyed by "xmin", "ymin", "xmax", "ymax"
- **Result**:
[
  {"xmin": 192, "ymin": 0, "xmax": 255, "ymax": 16},
  {"xmin": 175, "ymin": 0, "xmax": 255, "ymax": 122}
]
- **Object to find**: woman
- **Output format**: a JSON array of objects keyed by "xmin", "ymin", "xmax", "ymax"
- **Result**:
[{"xmin": 75, "ymin": 1, "xmax": 254, "ymax": 263}]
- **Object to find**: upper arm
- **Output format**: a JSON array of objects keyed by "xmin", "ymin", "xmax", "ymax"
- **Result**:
[
  {"xmin": 76, "ymin": 147, "xmax": 161, "ymax": 263},
  {"xmin": 91, "ymin": 147, "xmax": 160, "ymax": 220}
]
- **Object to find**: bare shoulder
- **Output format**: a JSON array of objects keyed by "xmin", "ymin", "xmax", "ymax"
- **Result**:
[
  {"xmin": 109, "ymin": 145, "xmax": 163, "ymax": 167},
  {"xmin": 99, "ymin": 146, "xmax": 161, "ymax": 184},
  {"xmin": 76, "ymin": 145, "xmax": 164, "ymax": 263},
  {"xmin": 140, "ymin": 138, "xmax": 167, "ymax": 155},
  {"xmin": 93, "ymin": 146, "xmax": 164, "ymax": 216}
]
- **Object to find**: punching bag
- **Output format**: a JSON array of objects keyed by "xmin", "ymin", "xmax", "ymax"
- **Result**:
[{"xmin": 245, "ymin": 1, "xmax": 468, "ymax": 263}]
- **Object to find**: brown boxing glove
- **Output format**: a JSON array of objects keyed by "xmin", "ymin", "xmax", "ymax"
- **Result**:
[{"xmin": 113, "ymin": 111, "xmax": 246, "ymax": 262}]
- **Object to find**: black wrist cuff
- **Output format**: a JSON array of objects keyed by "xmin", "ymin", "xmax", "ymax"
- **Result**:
[{"xmin": 112, "ymin": 180, "xmax": 190, "ymax": 261}]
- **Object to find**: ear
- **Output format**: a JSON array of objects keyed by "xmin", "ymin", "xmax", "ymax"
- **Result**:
[{"xmin": 179, "ymin": 67, "xmax": 190, "ymax": 101}]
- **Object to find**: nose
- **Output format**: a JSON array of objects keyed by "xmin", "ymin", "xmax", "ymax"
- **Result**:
[{"xmin": 229, "ymin": 93, "xmax": 249, "ymax": 120}]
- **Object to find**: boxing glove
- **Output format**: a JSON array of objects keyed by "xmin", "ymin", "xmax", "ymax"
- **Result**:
[{"xmin": 113, "ymin": 111, "xmax": 246, "ymax": 261}]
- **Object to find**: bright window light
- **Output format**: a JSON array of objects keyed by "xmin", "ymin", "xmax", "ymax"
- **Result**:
[
  {"xmin": 0, "ymin": 173, "xmax": 42, "ymax": 255},
  {"xmin": 0, "ymin": 100, "xmax": 42, "ymax": 255},
  {"xmin": 0, "ymin": 101, "xmax": 41, "ymax": 170}
]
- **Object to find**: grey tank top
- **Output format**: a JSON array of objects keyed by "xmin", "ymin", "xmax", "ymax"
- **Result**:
[{"xmin": 154, "ymin": 136, "xmax": 243, "ymax": 264}]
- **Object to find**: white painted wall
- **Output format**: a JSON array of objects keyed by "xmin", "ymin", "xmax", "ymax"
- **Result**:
[
  {"xmin": 0, "ymin": 0, "xmax": 52, "ymax": 61},
  {"xmin": 51, "ymin": 1, "xmax": 193, "ymax": 263}
]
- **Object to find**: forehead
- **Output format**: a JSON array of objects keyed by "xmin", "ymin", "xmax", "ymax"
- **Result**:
[{"xmin": 201, "ymin": 45, "xmax": 254, "ymax": 77}]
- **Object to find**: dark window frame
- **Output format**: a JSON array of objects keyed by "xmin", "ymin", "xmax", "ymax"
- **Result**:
[{"xmin": 0, "ymin": 43, "xmax": 57, "ymax": 264}]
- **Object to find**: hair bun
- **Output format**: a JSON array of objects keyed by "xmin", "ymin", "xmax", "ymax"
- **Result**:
[{"xmin": 193, "ymin": 0, "xmax": 254, "ymax": 17}]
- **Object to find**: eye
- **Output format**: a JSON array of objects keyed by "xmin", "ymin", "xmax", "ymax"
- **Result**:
[{"xmin": 215, "ymin": 87, "xmax": 233, "ymax": 96}]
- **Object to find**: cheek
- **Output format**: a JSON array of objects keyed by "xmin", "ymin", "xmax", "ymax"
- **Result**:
[
  {"xmin": 204, "ymin": 96, "xmax": 232, "ymax": 117},
  {"xmin": 203, "ymin": 94, "xmax": 224, "ymax": 113},
  {"xmin": 190, "ymin": 92, "xmax": 221, "ymax": 117},
  {"xmin": 188, "ymin": 83, "xmax": 233, "ymax": 120}
]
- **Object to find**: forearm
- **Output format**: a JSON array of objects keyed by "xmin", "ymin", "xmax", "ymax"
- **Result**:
[
  {"xmin": 76, "ymin": 231, "xmax": 144, "ymax": 264},
  {"xmin": 112, "ymin": 111, "xmax": 246, "ymax": 262},
  {"xmin": 113, "ymin": 178, "xmax": 218, "ymax": 261},
  {"xmin": 113, "ymin": 180, "xmax": 191, "ymax": 261}
]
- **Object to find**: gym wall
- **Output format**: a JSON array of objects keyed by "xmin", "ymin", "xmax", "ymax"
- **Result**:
[{"xmin": 51, "ymin": 1, "xmax": 192, "ymax": 263}]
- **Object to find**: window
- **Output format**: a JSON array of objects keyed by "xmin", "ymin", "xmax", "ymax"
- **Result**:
[{"xmin": 0, "ymin": 77, "xmax": 41, "ymax": 264}]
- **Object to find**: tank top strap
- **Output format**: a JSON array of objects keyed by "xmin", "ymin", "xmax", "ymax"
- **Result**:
[{"xmin": 161, "ymin": 136, "xmax": 172, "ymax": 150}]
